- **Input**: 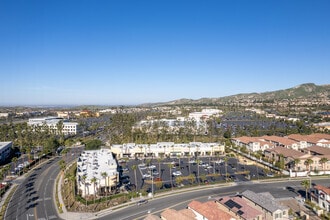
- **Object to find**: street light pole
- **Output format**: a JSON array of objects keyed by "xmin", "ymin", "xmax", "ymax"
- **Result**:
[{"xmin": 151, "ymin": 169, "xmax": 154, "ymax": 197}]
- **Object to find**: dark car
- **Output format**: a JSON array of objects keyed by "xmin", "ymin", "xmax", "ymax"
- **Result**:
[
  {"xmin": 137, "ymin": 199, "xmax": 148, "ymax": 206},
  {"xmin": 162, "ymin": 183, "xmax": 172, "ymax": 189}
]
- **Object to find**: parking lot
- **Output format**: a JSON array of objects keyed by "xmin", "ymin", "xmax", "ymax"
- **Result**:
[{"xmin": 117, "ymin": 155, "xmax": 273, "ymax": 194}]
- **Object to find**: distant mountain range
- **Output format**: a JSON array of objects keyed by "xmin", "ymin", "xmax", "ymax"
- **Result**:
[{"xmin": 147, "ymin": 83, "xmax": 330, "ymax": 106}]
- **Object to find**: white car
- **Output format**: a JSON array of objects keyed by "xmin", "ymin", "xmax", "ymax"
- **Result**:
[
  {"xmin": 172, "ymin": 171, "xmax": 182, "ymax": 176},
  {"xmin": 143, "ymin": 174, "xmax": 151, "ymax": 178}
]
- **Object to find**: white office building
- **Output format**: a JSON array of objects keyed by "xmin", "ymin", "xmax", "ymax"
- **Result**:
[
  {"xmin": 0, "ymin": 141, "xmax": 12, "ymax": 163},
  {"xmin": 77, "ymin": 149, "xmax": 119, "ymax": 197},
  {"xmin": 28, "ymin": 117, "xmax": 79, "ymax": 135},
  {"xmin": 111, "ymin": 142, "xmax": 225, "ymax": 158}
]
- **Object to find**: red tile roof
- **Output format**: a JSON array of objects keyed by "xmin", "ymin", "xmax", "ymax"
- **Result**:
[
  {"xmin": 287, "ymin": 133, "xmax": 330, "ymax": 143},
  {"xmin": 261, "ymin": 135, "xmax": 297, "ymax": 146},
  {"xmin": 305, "ymin": 145, "xmax": 330, "ymax": 155},
  {"xmin": 188, "ymin": 200, "xmax": 234, "ymax": 220},
  {"xmin": 217, "ymin": 196, "xmax": 263, "ymax": 219},
  {"xmin": 265, "ymin": 146, "xmax": 305, "ymax": 158},
  {"xmin": 314, "ymin": 184, "xmax": 330, "ymax": 195},
  {"xmin": 161, "ymin": 208, "xmax": 195, "ymax": 220}
]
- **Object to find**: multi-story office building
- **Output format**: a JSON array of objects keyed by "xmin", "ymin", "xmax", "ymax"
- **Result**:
[
  {"xmin": 0, "ymin": 141, "xmax": 12, "ymax": 163},
  {"xmin": 28, "ymin": 117, "xmax": 79, "ymax": 135}
]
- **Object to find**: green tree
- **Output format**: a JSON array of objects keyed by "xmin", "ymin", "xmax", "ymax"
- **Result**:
[
  {"xmin": 157, "ymin": 158, "xmax": 162, "ymax": 178},
  {"xmin": 196, "ymin": 159, "xmax": 201, "ymax": 185},
  {"xmin": 294, "ymin": 158, "xmax": 300, "ymax": 171},
  {"xmin": 131, "ymin": 165, "xmax": 138, "ymax": 191},
  {"xmin": 200, "ymin": 174, "xmax": 207, "ymax": 184},
  {"xmin": 168, "ymin": 163, "xmax": 174, "ymax": 190},
  {"xmin": 101, "ymin": 172, "xmax": 108, "ymax": 201},
  {"xmin": 187, "ymin": 174, "xmax": 195, "ymax": 185},
  {"xmin": 304, "ymin": 158, "xmax": 313, "ymax": 172},
  {"xmin": 301, "ymin": 179, "xmax": 310, "ymax": 201},
  {"xmin": 319, "ymin": 157, "xmax": 328, "ymax": 171},
  {"xmin": 81, "ymin": 175, "xmax": 88, "ymax": 207},
  {"xmin": 59, "ymin": 159, "xmax": 66, "ymax": 173},
  {"xmin": 91, "ymin": 177, "xmax": 98, "ymax": 205},
  {"xmin": 224, "ymin": 157, "xmax": 228, "ymax": 182},
  {"xmin": 85, "ymin": 139, "xmax": 102, "ymax": 150},
  {"xmin": 11, "ymin": 157, "xmax": 18, "ymax": 173}
]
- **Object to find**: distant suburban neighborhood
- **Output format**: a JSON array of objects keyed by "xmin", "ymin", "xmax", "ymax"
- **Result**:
[{"xmin": 1, "ymin": 84, "xmax": 330, "ymax": 219}]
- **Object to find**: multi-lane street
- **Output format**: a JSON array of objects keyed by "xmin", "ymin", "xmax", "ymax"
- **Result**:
[
  {"xmin": 5, "ymin": 157, "xmax": 61, "ymax": 220},
  {"xmin": 5, "ymin": 146, "xmax": 83, "ymax": 220},
  {"xmin": 98, "ymin": 178, "xmax": 330, "ymax": 220},
  {"xmin": 4, "ymin": 146, "xmax": 329, "ymax": 220}
]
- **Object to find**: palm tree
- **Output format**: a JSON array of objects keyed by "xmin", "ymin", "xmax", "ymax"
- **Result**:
[
  {"xmin": 157, "ymin": 158, "xmax": 162, "ymax": 178},
  {"xmin": 131, "ymin": 165, "xmax": 138, "ymax": 191},
  {"xmin": 196, "ymin": 159, "xmax": 201, "ymax": 185},
  {"xmin": 304, "ymin": 158, "xmax": 313, "ymax": 172},
  {"xmin": 81, "ymin": 175, "xmax": 88, "ymax": 207},
  {"xmin": 294, "ymin": 158, "xmax": 300, "ymax": 171},
  {"xmin": 91, "ymin": 177, "xmax": 97, "ymax": 205},
  {"xmin": 168, "ymin": 163, "xmax": 174, "ymax": 190},
  {"xmin": 301, "ymin": 179, "xmax": 310, "ymax": 201},
  {"xmin": 224, "ymin": 157, "xmax": 228, "ymax": 182},
  {"xmin": 11, "ymin": 157, "xmax": 18, "ymax": 174},
  {"xmin": 101, "ymin": 172, "xmax": 108, "ymax": 200},
  {"xmin": 319, "ymin": 157, "xmax": 328, "ymax": 171},
  {"xmin": 177, "ymin": 155, "xmax": 181, "ymax": 167}
]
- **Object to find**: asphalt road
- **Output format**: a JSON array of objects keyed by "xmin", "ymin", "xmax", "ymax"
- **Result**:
[
  {"xmin": 5, "ymin": 146, "xmax": 84, "ymax": 220},
  {"xmin": 5, "ymin": 157, "xmax": 61, "ymax": 220},
  {"xmin": 98, "ymin": 178, "xmax": 330, "ymax": 220}
]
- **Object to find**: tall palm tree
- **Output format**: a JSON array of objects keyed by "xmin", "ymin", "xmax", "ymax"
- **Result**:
[
  {"xmin": 301, "ymin": 179, "xmax": 310, "ymax": 201},
  {"xmin": 131, "ymin": 165, "xmax": 138, "ymax": 191},
  {"xmin": 11, "ymin": 157, "xmax": 18, "ymax": 174},
  {"xmin": 304, "ymin": 158, "xmax": 313, "ymax": 172},
  {"xmin": 101, "ymin": 172, "xmax": 108, "ymax": 200},
  {"xmin": 81, "ymin": 175, "xmax": 88, "ymax": 207},
  {"xmin": 196, "ymin": 159, "xmax": 201, "ymax": 185},
  {"xmin": 168, "ymin": 163, "xmax": 174, "ymax": 190},
  {"xmin": 91, "ymin": 177, "xmax": 97, "ymax": 205},
  {"xmin": 224, "ymin": 157, "xmax": 228, "ymax": 182},
  {"xmin": 157, "ymin": 158, "xmax": 162, "ymax": 178},
  {"xmin": 294, "ymin": 158, "xmax": 300, "ymax": 171},
  {"xmin": 177, "ymin": 155, "xmax": 181, "ymax": 167},
  {"xmin": 319, "ymin": 157, "xmax": 328, "ymax": 171}
]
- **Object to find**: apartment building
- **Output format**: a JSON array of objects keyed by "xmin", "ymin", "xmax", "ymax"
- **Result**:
[
  {"xmin": 217, "ymin": 196, "xmax": 263, "ymax": 220},
  {"xmin": 231, "ymin": 136, "xmax": 275, "ymax": 152},
  {"xmin": 76, "ymin": 149, "xmax": 119, "ymax": 197},
  {"xmin": 188, "ymin": 200, "xmax": 236, "ymax": 220},
  {"xmin": 241, "ymin": 190, "xmax": 289, "ymax": 220},
  {"xmin": 311, "ymin": 184, "xmax": 330, "ymax": 212}
]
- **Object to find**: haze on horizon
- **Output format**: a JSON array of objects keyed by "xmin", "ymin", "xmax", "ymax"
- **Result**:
[{"xmin": 0, "ymin": 0, "xmax": 329, "ymax": 106}]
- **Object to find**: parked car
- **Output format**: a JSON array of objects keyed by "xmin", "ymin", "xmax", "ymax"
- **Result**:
[
  {"xmin": 266, "ymin": 173, "xmax": 274, "ymax": 177},
  {"xmin": 172, "ymin": 171, "xmax": 182, "ymax": 176}
]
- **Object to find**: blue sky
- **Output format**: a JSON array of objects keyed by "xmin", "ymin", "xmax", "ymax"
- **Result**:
[{"xmin": 1, "ymin": 0, "xmax": 329, "ymax": 106}]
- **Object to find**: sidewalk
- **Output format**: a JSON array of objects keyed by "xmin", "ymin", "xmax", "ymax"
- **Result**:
[
  {"xmin": 0, "ymin": 174, "xmax": 26, "ymax": 217},
  {"xmin": 56, "ymin": 173, "xmax": 96, "ymax": 220},
  {"xmin": 55, "ymin": 175, "xmax": 237, "ymax": 220}
]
